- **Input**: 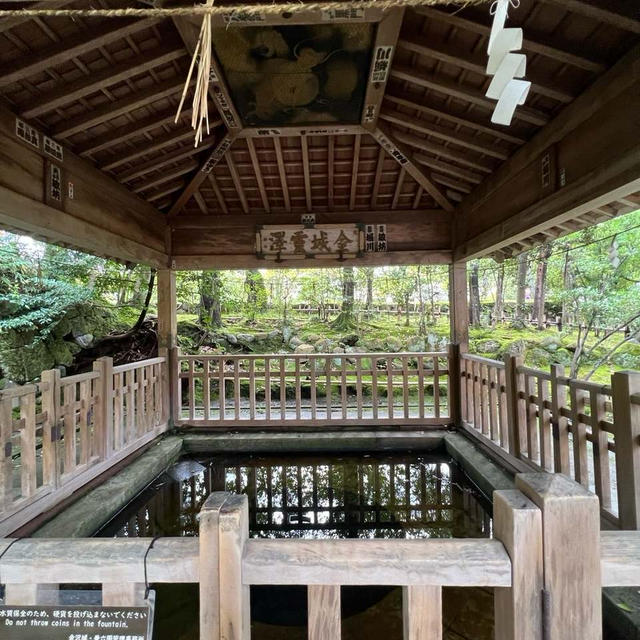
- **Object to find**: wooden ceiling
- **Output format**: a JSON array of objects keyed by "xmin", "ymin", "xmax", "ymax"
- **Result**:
[{"xmin": 0, "ymin": 0, "xmax": 639, "ymax": 262}]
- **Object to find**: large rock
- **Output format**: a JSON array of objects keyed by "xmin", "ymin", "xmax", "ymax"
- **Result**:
[
  {"xmin": 315, "ymin": 338, "xmax": 337, "ymax": 353},
  {"xmin": 235, "ymin": 332, "xmax": 254, "ymax": 344},
  {"xmin": 475, "ymin": 339, "xmax": 501, "ymax": 354},
  {"xmin": 282, "ymin": 326, "xmax": 294, "ymax": 343},
  {"xmin": 509, "ymin": 319, "xmax": 528, "ymax": 330},
  {"xmin": 539, "ymin": 336, "xmax": 561, "ymax": 351},
  {"xmin": 406, "ymin": 336, "xmax": 426, "ymax": 352},
  {"xmin": 289, "ymin": 336, "xmax": 303, "ymax": 348},
  {"xmin": 502, "ymin": 339, "xmax": 527, "ymax": 357},
  {"xmin": 267, "ymin": 329, "xmax": 282, "ymax": 340},
  {"xmin": 73, "ymin": 333, "xmax": 94, "ymax": 348},
  {"xmin": 385, "ymin": 336, "xmax": 403, "ymax": 352},
  {"xmin": 294, "ymin": 343, "xmax": 315, "ymax": 355},
  {"xmin": 340, "ymin": 334, "xmax": 359, "ymax": 347},
  {"xmin": 223, "ymin": 332, "xmax": 238, "ymax": 344}
]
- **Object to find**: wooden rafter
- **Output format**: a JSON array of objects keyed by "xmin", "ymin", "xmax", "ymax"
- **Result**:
[
  {"xmin": 272, "ymin": 137, "xmax": 291, "ymax": 213},
  {"xmin": 19, "ymin": 43, "xmax": 186, "ymax": 119},
  {"xmin": 117, "ymin": 142, "xmax": 214, "ymax": 183},
  {"xmin": 246, "ymin": 139, "xmax": 270, "ymax": 213},
  {"xmin": 371, "ymin": 147, "xmax": 386, "ymax": 209},
  {"xmin": 0, "ymin": 0, "xmax": 73, "ymax": 36},
  {"xmin": 374, "ymin": 125, "xmax": 453, "ymax": 212},
  {"xmin": 537, "ymin": 0, "xmax": 640, "ymax": 35},
  {"xmin": 413, "ymin": 155, "xmax": 483, "ymax": 185},
  {"xmin": 225, "ymin": 153, "xmax": 249, "ymax": 214},
  {"xmin": 327, "ymin": 136, "xmax": 335, "ymax": 211},
  {"xmin": 349, "ymin": 134, "xmax": 361, "ymax": 210},
  {"xmin": 193, "ymin": 191, "xmax": 208, "ymax": 215},
  {"xmin": 207, "ymin": 173, "xmax": 228, "ymax": 214},
  {"xmin": 146, "ymin": 180, "xmax": 186, "ymax": 203},
  {"xmin": 413, "ymin": 6, "xmax": 606, "ymax": 74},
  {"xmin": 397, "ymin": 37, "xmax": 575, "ymax": 103},
  {"xmin": 391, "ymin": 167, "xmax": 406, "ymax": 210},
  {"xmin": 53, "ymin": 77, "xmax": 188, "ymax": 138},
  {"xmin": 300, "ymin": 136, "xmax": 312, "ymax": 212},
  {"xmin": 0, "ymin": 19, "xmax": 159, "ymax": 87},
  {"xmin": 390, "ymin": 66, "xmax": 549, "ymax": 127},
  {"xmin": 379, "ymin": 110, "xmax": 510, "ymax": 160},
  {"xmin": 133, "ymin": 161, "xmax": 199, "ymax": 193},
  {"xmin": 361, "ymin": 7, "xmax": 405, "ymax": 132},
  {"xmin": 384, "ymin": 94, "xmax": 526, "ymax": 145}
]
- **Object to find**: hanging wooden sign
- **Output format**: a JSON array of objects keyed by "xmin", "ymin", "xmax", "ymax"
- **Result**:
[{"xmin": 256, "ymin": 224, "xmax": 364, "ymax": 261}]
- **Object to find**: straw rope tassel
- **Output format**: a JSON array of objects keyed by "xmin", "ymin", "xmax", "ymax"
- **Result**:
[{"xmin": 175, "ymin": 0, "xmax": 214, "ymax": 147}]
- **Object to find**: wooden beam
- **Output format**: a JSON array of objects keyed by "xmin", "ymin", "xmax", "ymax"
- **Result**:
[
  {"xmin": 361, "ymin": 7, "xmax": 405, "ymax": 132},
  {"xmin": 147, "ymin": 180, "xmax": 186, "ymax": 203},
  {"xmin": 0, "ymin": 1, "xmax": 73, "ymax": 36},
  {"xmin": 76, "ymin": 106, "xmax": 192, "ymax": 157},
  {"xmin": 207, "ymin": 173, "xmax": 228, "ymax": 214},
  {"xmin": 19, "ymin": 43, "xmax": 186, "ymax": 119},
  {"xmin": 414, "ymin": 6, "xmax": 606, "ymax": 73},
  {"xmin": 117, "ymin": 142, "xmax": 213, "ymax": 183},
  {"xmin": 371, "ymin": 146, "xmax": 386, "ymax": 208},
  {"xmin": 390, "ymin": 65, "xmax": 549, "ymax": 127},
  {"xmin": 225, "ymin": 153, "xmax": 249, "ymax": 214},
  {"xmin": 193, "ymin": 190, "xmax": 208, "ymax": 215},
  {"xmin": 412, "ymin": 155, "xmax": 483, "ymax": 185},
  {"xmin": 101, "ymin": 124, "xmax": 216, "ymax": 172},
  {"xmin": 398, "ymin": 36, "xmax": 575, "ymax": 103},
  {"xmin": 53, "ymin": 77, "xmax": 187, "ymax": 138},
  {"xmin": 449, "ymin": 262, "xmax": 468, "ymax": 348},
  {"xmin": 300, "ymin": 136, "xmax": 312, "ymax": 212},
  {"xmin": 0, "ymin": 19, "xmax": 159, "ymax": 87},
  {"xmin": 391, "ymin": 167, "xmax": 406, "ymax": 209},
  {"xmin": 327, "ymin": 136, "xmax": 335, "ymax": 211},
  {"xmin": 133, "ymin": 160, "xmax": 199, "ymax": 193},
  {"xmin": 238, "ymin": 125, "xmax": 363, "ymax": 138},
  {"xmin": 379, "ymin": 109, "xmax": 510, "ymax": 160},
  {"xmin": 273, "ymin": 137, "xmax": 291, "ymax": 213},
  {"xmin": 373, "ymin": 125, "xmax": 453, "ymax": 212},
  {"xmin": 537, "ymin": 0, "xmax": 640, "ymax": 35},
  {"xmin": 384, "ymin": 93, "xmax": 527, "ymax": 145},
  {"xmin": 349, "ymin": 134, "xmax": 361, "ymax": 211},
  {"xmin": 167, "ymin": 133, "xmax": 234, "ymax": 217},
  {"xmin": 246, "ymin": 139, "xmax": 270, "ymax": 213}
]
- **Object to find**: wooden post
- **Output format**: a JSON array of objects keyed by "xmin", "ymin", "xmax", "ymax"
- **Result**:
[
  {"xmin": 516, "ymin": 472, "xmax": 601, "ymax": 640},
  {"xmin": 448, "ymin": 343, "xmax": 462, "ymax": 427},
  {"xmin": 93, "ymin": 356, "xmax": 113, "ymax": 460},
  {"xmin": 549, "ymin": 365, "xmax": 570, "ymax": 474},
  {"xmin": 40, "ymin": 369, "xmax": 60, "ymax": 489},
  {"xmin": 493, "ymin": 490, "xmax": 543, "ymax": 640},
  {"xmin": 199, "ymin": 492, "xmax": 250, "ymax": 640},
  {"xmin": 403, "ymin": 585, "xmax": 441, "ymax": 640},
  {"xmin": 157, "ymin": 269, "xmax": 177, "ymax": 427},
  {"xmin": 611, "ymin": 371, "xmax": 640, "ymax": 529},
  {"xmin": 504, "ymin": 355, "xmax": 525, "ymax": 459},
  {"xmin": 448, "ymin": 262, "xmax": 469, "ymax": 351},
  {"xmin": 308, "ymin": 585, "xmax": 341, "ymax": 640}
]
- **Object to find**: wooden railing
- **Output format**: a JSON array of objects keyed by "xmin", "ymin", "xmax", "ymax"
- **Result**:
[
  {"xmin": 1, "ymin": 473, "xmax": 637, "ymax": 640},
  {"xmin": 174, "ymin": 350, "xmax": 451, "ymax": 428},
  {"xmin": 0, "ymin": 356, "xmax": 168, "ymax": 536},
  {"xmin": 460, "ymin": 352, "xmax": 640, "ymax": 529}
]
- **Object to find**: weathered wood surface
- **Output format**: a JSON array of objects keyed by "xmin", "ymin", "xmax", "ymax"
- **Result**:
[
  {"xmin": 308, "ymin": 585, "xmax": 341, "ymax": 640},
  {"xmin": 600, "ymin": 530, "xmax": 640, "ymax": 586},
  {"xmin": 242, "ymin": 538, "xmax": 511, "ymax": 586},
  {"xmin": 403, "ymin": 585, "xmax": 441, "ymax": 640}
]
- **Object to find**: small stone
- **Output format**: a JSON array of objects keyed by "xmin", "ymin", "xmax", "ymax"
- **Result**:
[{"xmin": 294, "ymin": 343, "xmax": 315, "ymax": 354}]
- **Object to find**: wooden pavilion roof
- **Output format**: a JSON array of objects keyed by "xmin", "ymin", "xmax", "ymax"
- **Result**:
[{"xmin": 0, "ymin": 0, "xmax": 638, "ymax": 266}]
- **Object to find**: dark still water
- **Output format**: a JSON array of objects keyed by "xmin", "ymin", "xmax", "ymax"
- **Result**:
[{"xmin": 96, "ymin": 453, "xmax": 494, "ymax": 640}]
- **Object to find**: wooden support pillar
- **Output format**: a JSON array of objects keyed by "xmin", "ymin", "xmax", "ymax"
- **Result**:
[
  {"xmin": 308, "ymin": 585, "xmax": 341, "ymax": 640},
  {"xmin": 516, "ymin": 472, "xmax": 601, "ymax": 640},
  {"xmin": 449, "ymin": 262, "xmax": 468, "ymax": 350},
  {"xmin": 93, "ymin": 356, "xmax": 113, "ymax": 459},
  {"xmin": 157, "ymin": 269, "xmax": 177, "ymax": 426},
  {"xmin": 403, "ymin": 585, "xmax": 441, "ymax": 640},
  {"xmin": 611, "ymin": 371, "xmax": 640, "ymax": 529},
  {"xmin": 199, "ymin": 492, "xmax": 250, "ymax": 640},
  {"xmin": 493, "ymin": 490, "xmax": 543, "ymax": 640},
  {"xmin": 504, "ymin": 355, "xmax": 525, "ymax": 459}
]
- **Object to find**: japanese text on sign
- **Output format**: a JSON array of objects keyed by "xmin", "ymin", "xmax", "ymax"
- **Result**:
[{"xmin": 257, "ymin": 225, "xmax": 363, "ymax": 260}]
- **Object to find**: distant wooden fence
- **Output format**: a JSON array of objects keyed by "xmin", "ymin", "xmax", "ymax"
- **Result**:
[
  {"xmin": 0, "ymin": 356, "xmax": 168, "ymax": 536},
  {"xmin": 1, "ymin": 475, "xmax": 638, "ymax": 639},
  {"xmin": 173, "ymin": 351, "xmax": 451, "ymax": 428},
  {"xmin": 460, "ymin": 352, "xmax": 640, "ymax": 529}
]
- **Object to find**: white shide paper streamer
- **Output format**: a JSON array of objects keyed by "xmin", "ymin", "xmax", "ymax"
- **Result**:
[{"xmin": 485, "ymin": 0, "xmax": 531, "ymax": 126}]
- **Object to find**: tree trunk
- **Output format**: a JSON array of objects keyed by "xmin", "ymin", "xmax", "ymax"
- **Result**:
[
  {"xmin": 494, "ymin": 262, "xmax": 504, "ymax": 325},
  {"xmin": 331, "ymin": 267, "xmax": 356, "ymax": 331},
  {"xmin": 244, "ymin": 269, "xmax": 266, "ymax": 322},
  {"xmin": 561, "ymin": 247, "xmax": 572, "ymax": 328},
  {"xmin": 533, "ymin": 244, "xmax": 552, "ymax": 329},
  {"xmin": 199, "ymin": 270, "xmax": 223, "ymax": 328},
  {"xmin": 515, "ymin": 252, "xmax": 528, "ymax": 321},
  {"xmin": 417, "ymin": 265, "xmax": 426, "ymax": 335},
  {"xmin": 469, "ymin": 262, "xmax": 481, "ymax": 326},
  {"xmin": 404, "ymin": 292, "xmax": 410, "ymax": 326},
  {"xmin": 364, "ymin": 268, "xmax": 374, "ymax": 315}
]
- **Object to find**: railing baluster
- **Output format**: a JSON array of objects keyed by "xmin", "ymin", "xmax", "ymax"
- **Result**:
[
  {"xmin": 403, "ymin": 585, "xmax": 441, "ymax": 640},
  {"xmin": 113, "ymin": 373, "xmax": 123, "ymax": 450},
  {"xmin": 126, "ymin": 369, "xmax": 135, "ymax": 442},
  {"xmin": 280, "ymin": 356, "xmax": 286, "ymax": 421},
  {"xmin": 372, "ymin": 357, "xmax": 379, "ymax": 420},
  {"xmin": 203, "ymin": 359, "xmax": 211, "ymax": 422},
  {"xmin": 570, "ymin": 383, "xmax": 589, "ymax": 488},
  {"xmin": 356, "ymin": 356, "xmax": 363, "ymax": 420},
  {"xmin": 219, "ymin": 356, "xmax": 226, "ymax": 422},
  {"xmin": 498, "ymin": 367, "xmax": 508, "ymax": 448},
  {"xmin": 480, "ymin": 363, "xmax": 490, "ymax": 436},
  {"xmin": 590, "ymin": 388, "xmax": 611, "ymax": 510},
  {"xmin": 341, "ymin": 357, "xmax": 347, "ymax": 420},
  {"xmin": 264, "ymin": 356, "xmax": 271, "ymax": 422},
  {"xmin": 249, "ymin": 359, "xmax": 256, "ymax": 422},
  {"xmin": 526, "ymin": 374, "xmax": 539, "ymax": 463},
  {"xmin": 489, "ymin": 366, "xmax": 498, "ymax": 442},
  {"xmin": 78, "ymin": 379, "xmax": 90, "ymax": 465},
  {"xmin": 387, "ymin": 356, "xmax": 394, "ymax": 420},
  {"xmin": 234, "ymin": 359, "xmax": 241, "ymax": 421},
  {"xmin": 326, "ymin": 357, "xmax": 332, "ymax": 420},
  {"xmin": 295, "ymin": 358, "xmax": 301, "ymax": 421},
  {"xmin": 550, "ymin": 365, "xmax": 570, "ymax": 474},
  {"xmin": 63, "ymin": 383, "xmax": 75, "ymax": 475},
  {"xmin": 418, "ymin": 355, "xmax": 425, "ymax": 419},
  {"xmin": 310, "ymin": 356, "xmax": 317, "ymax": 420},
  {"xmin": 309, "ymin": 585, "xmax": 341, "ymax": 640},
  {"xmin": 20, "ymin": 392, "xmax": 36, "ymax": 498},
  {"xmin": 402, "ymin": 356, "xmax": 409, "ymax": 419},
  {"xmin": 138, "ymin": 366, "xmax": 147, "ymax": 436},
  {"xmin": 433, "ymin": 355, "xmax": 439, "ymax": 420},
  {"xmin": 539, "ymin": 376, "xmax": 552, "ymax": 472}
]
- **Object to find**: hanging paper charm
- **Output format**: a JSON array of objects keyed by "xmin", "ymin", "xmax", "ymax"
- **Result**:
[{"xmin": 485, "ymin": 0, "xmax": 531, "ymax": 126}]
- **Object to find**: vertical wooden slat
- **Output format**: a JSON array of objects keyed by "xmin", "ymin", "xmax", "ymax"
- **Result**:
[
  {"xmin": 433, "ymin": 355, "xmax": 440, "ymax": 419},
  {"xmin": 295, "ymin": 358, "xmax": 301, "ymax": 420},
  {"xmin": 249, "ymin": 359, "xmax": 256, "ymax": 422},
  {"xmin": 203, "ymin": 359, "xmax": 211, "ymax": 422},
  {"xmin": 78, "ymin": 380, "xmax": 90, "ymax": 466},
  {"xmin": 570, "ymin": 384, "xmax": 589, "ymax": 487},
  {"xmin": 403, "ymin": 585, "xmax": 441, "ymax": 640},
  {"xmin": 0, "ymin": 397, "xmax": 14, "ymax": 507},
  {"xmin": 125, "ymin": 369, "xmax": 135, "ymax": 443},
  {"xmin": 417, "ymin": 356, "xmax": 425, "ymax": 419},
  {"xmin": 138, "ymin": 366, "xmax": 147, "ymax": 436},
  {"xmin": 310, "ymin": 356, "xmax": 317, "ymax": 420},
  {"xmin": 341, "ymin": 357, "xmax": 347, "ymax": 420},
  {"xmin": 480, "ymin": 363, "xmax": 490, "ymax": 436},
  {"xmin": 538, "ymin": 376, "xmax": 552, "ymax": 472},
  {"xmin": 264, "ymin": 357, "xmax": 271, "ymax": 422},
  {"xmin": 498, "ymin": 367, "xmax": 509, "ymax": 448},
  {"xmin": 113, "ymin": 373, "xmax": 123, "ymax": 451},
  {"xmin": 356, "ymin": 357, "xmax": 363, "ymax": 420},
  {"xmin": 460, "ymin": 357, "xmax": 468, "ymax": 423},
  {"xmin": 387, "ymin": 356, "xmax": 394, "ymax": 419},
  {"xmin": 473, "ymin": 360, "xmax": 482, "ymax": 431},
  {"xmin": 279, "ymin": 356, "xmax": 286, "ymax": 421},
  {"xmin": 40, "ymin": 370, "xmax": 59, "ymax": 489},
  {"xmin": 325, "ymin": 357, "xmax": 332, "ymax": 420},
  {"xmin": 309, "ymin": 585, "xmax": 341, "ymax": 640},
  {"xmin": 219, "ymin": 356, "xmax": 226, "ymax": 422},
  {"xmin": 590, "ymin": 389, "xmax": 611, "ymax": 510},
  {"xmin": 402, "ymin": 356, "xmax": 409, "ymax": 418},
  {"xmin": 234, "ymin": 359, "xmax": 241, "ymax": 421},
  {"xmin": 550, "ymin": 365, "xmax": 570, "ymax": 474},
  {"xmin": 489, "ymin": 366, "xmax": 499, "ymax": 442},
  {"xmin": 505, "ymin": 355, "xmax": 525, "ymax": 459},
  {"xmin": 145, "ymin": 364, "xmax": 153, "ymax": 431},
  {"xmin": 63, "ymin": 383, "xmax": 75, "ymax": 474},
  {"xmin": 153, "ymin": 362, "xmax": 162, "ymax": 426},
  {"xmin": 20, "ymin": 391, "xmax": 36, "ymax": 498}
]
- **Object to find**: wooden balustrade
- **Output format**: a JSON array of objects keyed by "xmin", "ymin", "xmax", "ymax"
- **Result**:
[
  {"xmin": 460, "ymin": 354, "xmax": 640, "ymax": 529},
  {"xmin": 0, "ymin": 475, "xmax": 638, "ymax": 638},
  {"xmin": 174, "ymin": 351, "xmax": 450, "ymax": 428},
  {"xmin": 0, "ymin": 356, "xmax": 168, "ymax": 536}
]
